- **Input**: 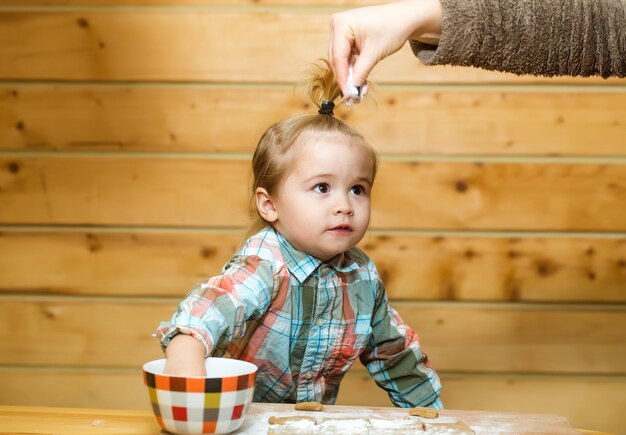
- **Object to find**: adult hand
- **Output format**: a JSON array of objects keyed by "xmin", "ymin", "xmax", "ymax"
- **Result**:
[{"xmin": 328, "ymin": 0, "xmax": 443, "ymax": 97}]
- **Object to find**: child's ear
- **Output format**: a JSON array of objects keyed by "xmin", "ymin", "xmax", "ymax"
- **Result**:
[{"xmin": 255, "ymin": 187, "xmax": 278, "ymax": 222}]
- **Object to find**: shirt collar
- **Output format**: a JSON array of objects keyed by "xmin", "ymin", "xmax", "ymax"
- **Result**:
[{"xmin": 273, "ymin": 229, "xmax": 354, "ymax": 283}]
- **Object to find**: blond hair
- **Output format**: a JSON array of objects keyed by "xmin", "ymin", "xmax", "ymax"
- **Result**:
[{"xmin": 248, "ymin": 60, "xmax": 378, "ymax": 235}]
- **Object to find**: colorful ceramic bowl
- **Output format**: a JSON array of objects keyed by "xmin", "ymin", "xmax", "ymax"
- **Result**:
[{"xmin": 143, "ymin": 358, "xmax": 258, "ymax": 434}]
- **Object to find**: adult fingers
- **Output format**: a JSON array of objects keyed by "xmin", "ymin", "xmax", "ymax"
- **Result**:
[
  {"xmin": 329, "ymin": 13, "xmax": 355, "ymax": 96},
  {"xmin": 350, "ymin": 49, "xmax": 377, "ymax": 89}
]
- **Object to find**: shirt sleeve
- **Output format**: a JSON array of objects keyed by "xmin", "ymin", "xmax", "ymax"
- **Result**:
[
  {"xmin": 156, "ymin": 254, "xmax": 276, "ymax": 357},
  {"xmin": 359, "ymin": 279, "xmax": 443, "ymax": 409},
  {"xmin": 410, "ymin": 0, "xmax": 626, "ymax": 78}
]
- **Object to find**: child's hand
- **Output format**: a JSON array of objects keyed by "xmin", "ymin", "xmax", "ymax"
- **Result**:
[{"xmin": 164, "ymin": 333, "xmax": 207, "ymax": 377}]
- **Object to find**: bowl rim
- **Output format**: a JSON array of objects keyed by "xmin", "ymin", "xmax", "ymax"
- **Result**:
[{"xmin": 142, "ymin": 357, "xmax": 258, "ymax": 379}]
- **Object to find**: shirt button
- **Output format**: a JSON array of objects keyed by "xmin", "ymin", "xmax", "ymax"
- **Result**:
[
  {"xmin": 305, "ymin": 371, "xmax": 312, "ymax": 380},
  {"xmin": 316, "ymin": 318, "xmax": 324, "ymax": 326}
]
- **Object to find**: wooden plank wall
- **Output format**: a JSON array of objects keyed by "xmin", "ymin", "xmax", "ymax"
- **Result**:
[{"xmin": 0, "ymin": 1, "xmax": 625, "ymax": 433}]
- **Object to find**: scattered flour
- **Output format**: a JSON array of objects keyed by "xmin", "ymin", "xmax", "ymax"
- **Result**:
[
  {"xmin": 318, "ymin": 417, "xmax": 370, "ymax": 434},
  {"xmin": 236, "ymin": 411, "xmax": 473, "ymax": 434}
]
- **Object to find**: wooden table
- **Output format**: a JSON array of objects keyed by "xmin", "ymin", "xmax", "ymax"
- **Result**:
[{"xmin": 0, "ymin": 404, "xmax": 581, "ymax": 434}]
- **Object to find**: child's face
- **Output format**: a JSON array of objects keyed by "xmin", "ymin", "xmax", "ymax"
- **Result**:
[{"xmin": 265, "ymin": 131, "xmax": 374, "ymax": 261}]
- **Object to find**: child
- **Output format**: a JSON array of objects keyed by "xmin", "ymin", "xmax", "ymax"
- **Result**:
[{"xmin": 156, "ymin": 61, "xmax": 442, "ymax": 408}]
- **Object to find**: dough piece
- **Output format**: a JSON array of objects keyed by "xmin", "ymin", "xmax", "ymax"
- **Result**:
[
  {"xmin": 268, "ymin": 415, "xmax": 317, "ymax": 425},
  {"xmin": 423, "ymin": 420, "xmax": 474, "ymax": 434},
  {"xmin": 294, "ymin": 401, "xmax": 324, "ymax": 412},
  {"xmin": 267, "ymin": 415, "xmax": 318, "ymax": 435},
  {"xmin": 408, "ymin": 406, "xmax": 439, "ymax": 419}
]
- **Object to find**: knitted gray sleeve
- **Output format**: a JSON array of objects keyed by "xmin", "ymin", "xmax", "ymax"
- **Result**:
[{"xmin": 410, "ymin": 0, "xmax": 626, "ymax": 78}]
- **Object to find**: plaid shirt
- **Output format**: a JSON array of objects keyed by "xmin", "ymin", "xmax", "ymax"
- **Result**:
[{"xmin": 157, "ymin": 227, "xmax": 442, "ymax": 408}]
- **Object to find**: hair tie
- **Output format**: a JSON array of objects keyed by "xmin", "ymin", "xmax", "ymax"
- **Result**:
[{"xmin": 318, "ymin": 99, "xmax": 335, "ymax": 116}]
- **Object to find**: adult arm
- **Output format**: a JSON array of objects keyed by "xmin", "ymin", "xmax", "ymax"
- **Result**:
[
  {"xmin": 412, "ymin": 0, "xmax": 626, "ymax": 78},
  {"xmin": 329, "ymin": 0, "xmax": 626, "ymax": 92}
]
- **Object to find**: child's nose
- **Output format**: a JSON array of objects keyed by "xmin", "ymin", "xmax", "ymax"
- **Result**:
[{"xmin": 334, "ymin": 196, "xmax": 354, "ymax": 215}]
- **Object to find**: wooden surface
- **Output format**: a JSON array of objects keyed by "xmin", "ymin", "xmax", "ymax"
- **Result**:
[
  {"xmin": 3, "ymin": 86, "xmax": 626, "ymax": 156},
  {"xmin": 0, "ymin": 1, "xmax": 625, "ymax": 435},
  {"xmin": 1, "ymin": 368, "xmax": 623, "ymax": 433},
  {"xmin": 0, "ymin": 406, "xmax": 160, "ymax": 435},
  {"xmin": 2, "ymin": 157, "xmax": 626, "ymax": 230},
  {"xmin": 1, "ymin": 11, "xmax": 624, "ymax": 84},
  {"xmin": 1, "ymin": 297, "xmax": 624, "ymax": 374},
  {"xmin": 1, "ymin": 230, "xmax": 624, "ymax": 302},
  {"xmin": 0, "ymin": 404, "xmax": 580, "ymax": 434}
]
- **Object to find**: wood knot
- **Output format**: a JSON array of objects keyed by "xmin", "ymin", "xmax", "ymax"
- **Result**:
[
  {"xmin": 587, "ymin": 271, "xmax": 596, "ymax": 281},
  {"xmin": 86, "ymin": 233, "xmax": 102, "ymax": 252},
  {"xmin": 535, "ymin": 259, "xmax": 559, "ymax": 277},
  {"xmin": 200, "ymin": 247, "xmax": 216, "ymax": 258},
  {"xmin": 7, "ymin": 161, "xmax": 20, "ymax": 174},
  {"xmin": 77, "ymin": 17, "xmax": 89, "ymax": 28},
  {"xmin": 606, "ymin": 182, "xmax": 620, "ymax": 190},
  {"xmin": 42, "ymin": 305, "xmax": 61, "ymax": 319},
  {"xmin": 455, "ymin": 180, "xmax": 468, "ymax": 193},
  {"xmin": 16, "ymin": 121, "xmax": 25, "ymax": 131}
]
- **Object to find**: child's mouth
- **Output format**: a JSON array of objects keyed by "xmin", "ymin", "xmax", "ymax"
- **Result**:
[{"xmin": 329, "ymin": 225, "xmax": 353, "ymax": 233}]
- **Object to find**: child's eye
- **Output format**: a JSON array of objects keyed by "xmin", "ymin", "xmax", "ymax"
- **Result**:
[
  {"xmin": 351, "ymin": 185, "xmax": 365, "ymax": 195},
  {"xmin": 313, "ymin": 183, "xmax": 330, "ymax": 193}
]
